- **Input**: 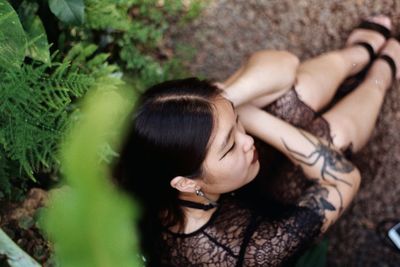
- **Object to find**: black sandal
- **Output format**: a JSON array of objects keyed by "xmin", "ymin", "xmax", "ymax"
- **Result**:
[
  {"xmin": 376, "ymin": 53, "xmax": 397, "ymax": 83},
  {"xmin": 337, "ymin": 20, "xmax": 392, "ymax": 96}
]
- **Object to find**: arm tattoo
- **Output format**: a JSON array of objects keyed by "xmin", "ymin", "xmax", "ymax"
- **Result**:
[
  {"xmin": 281, "ymin": 129, "xmax": 355, "ymax": 186},
  {"xmin": 298, "ymin": 183, "xmax": 343, "ymax": 225}
]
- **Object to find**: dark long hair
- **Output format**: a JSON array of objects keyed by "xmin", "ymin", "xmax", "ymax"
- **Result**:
[{"xmin": 112, "ymin": 77, "xmax": 223, "ymax": 265}]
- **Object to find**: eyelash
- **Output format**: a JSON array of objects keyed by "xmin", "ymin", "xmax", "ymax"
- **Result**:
[
  {"xmin": 227, "ymin": 116, "xmax": 240, "ymax": 154},
  {"xmin": 227, "ymin": 142, "xmax": 236, "ymax": 153},
  {"xmin": 222, "ymin": 115, "xmax": 240, "ymax": 158}
]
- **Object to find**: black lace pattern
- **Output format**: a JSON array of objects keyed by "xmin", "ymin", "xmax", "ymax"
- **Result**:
[
  {"xmin": 255, "ymin": 88, "xmax": 335, "ymax": 204},
  {"xmin": 161, "ymin": 197, "xmax": 322, "ymax": 267}
]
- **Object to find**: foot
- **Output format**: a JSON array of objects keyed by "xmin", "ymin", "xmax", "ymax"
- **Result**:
[
  {"xmin": 379, "ymin": 38, "xmax": 400, "ymax": 80},
  {"xmin": 346, "ymin": 15, "xmax": 392, "ymax": 55},
  {"xmin": 342, "ymin": 16, "xmax": 392, "ymax": 76},
  {"xmin": 365, "ymin": 38, "xmax": 400, "ymax": 91}
]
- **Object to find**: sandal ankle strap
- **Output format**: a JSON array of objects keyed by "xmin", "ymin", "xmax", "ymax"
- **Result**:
[
  {"xmin": 358, "ymin": 20, "xmax": 391, "ymax": 40},
  {"xmin": 351, "ymin": 20, "xmax": 391, "ymax": 66},
  {"xmin": 377, "ymin": 54, "xmax": 397, "ymax": 81},
  {"xmin": 354, "ymin": 41, "xmax": 375, "ymax": 64}
]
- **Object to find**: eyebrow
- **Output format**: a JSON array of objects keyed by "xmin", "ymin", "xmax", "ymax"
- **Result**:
[{"xmin": 218, "ymin": 113, "xmax": 239, "ymax": 158}]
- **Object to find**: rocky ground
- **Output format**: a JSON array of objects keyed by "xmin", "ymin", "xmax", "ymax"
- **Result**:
[{"xmin": 167, "ymin": 0, "xmax": 400, "ymax": 266}]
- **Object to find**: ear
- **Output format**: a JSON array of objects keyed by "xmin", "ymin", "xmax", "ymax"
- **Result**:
[{"xmin": 170, "ymin": 176, "xmax": 198, "ymax": 193}]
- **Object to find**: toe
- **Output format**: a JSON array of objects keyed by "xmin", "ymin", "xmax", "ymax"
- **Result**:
[
  {"xmin": 368, "ymin": 15, "xmax": 391, "ymax": 31},
  {"xmin": 346, "ymin": 16, "xmax": 392, "ymax": 53}
]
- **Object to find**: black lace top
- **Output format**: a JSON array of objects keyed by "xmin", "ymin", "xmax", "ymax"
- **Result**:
[
  {"xmin": 158, "ymin": 88, "xmax": 338, "ymax": 266},
  {"xmin": 160, "ymin": 195, "xmax": 323, "ymax": 267}
]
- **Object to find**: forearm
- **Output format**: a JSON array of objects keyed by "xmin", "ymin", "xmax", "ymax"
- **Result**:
[
  {"xmin": 237, "ymin": 104, "xmax": 360, "ymax": 189},
  {"xmin": 221, "ymin": 50, "xmax": 299, "ymax": 107}
]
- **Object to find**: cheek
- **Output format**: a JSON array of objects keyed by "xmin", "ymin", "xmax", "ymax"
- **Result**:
[
  {"xmin": 227, "ymin": 153, "xmax": 249, "ymax": 176},
  {"xmin": 205, "ymin": 153, "xmax": 248, "ymax": 182}
]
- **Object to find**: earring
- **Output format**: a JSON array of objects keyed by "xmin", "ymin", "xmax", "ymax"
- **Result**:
[
  {"xmin": 195, "ymin": 188, "xmax": 205, "ymax": 197},
  {"xmin": 195, "ymin": 188, "xmax": 218, "ymax": 207}
]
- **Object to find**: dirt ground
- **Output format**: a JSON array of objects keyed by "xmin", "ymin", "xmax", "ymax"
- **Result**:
[{"xmin": 167, "ymin": 0, "xmax": 400, "ymax": 266}]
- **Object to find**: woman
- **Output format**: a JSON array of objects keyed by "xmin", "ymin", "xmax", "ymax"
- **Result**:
[{"xmin": 113, "ymin": 16, "xmax": 400, "ymax": 266}]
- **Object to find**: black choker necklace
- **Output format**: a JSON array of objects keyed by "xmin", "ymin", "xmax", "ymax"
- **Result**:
[{"xmin": 178, "ymin": 199, "xmax": 218, "ymax": 211}]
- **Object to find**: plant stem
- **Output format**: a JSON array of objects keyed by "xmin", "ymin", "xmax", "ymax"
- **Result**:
[{"xmin": 0, "ymin": 228, "xmax": 41, "ymax": 267}]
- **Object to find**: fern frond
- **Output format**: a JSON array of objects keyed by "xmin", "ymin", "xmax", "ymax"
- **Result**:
[
  {"xmin": 0, "ymin": 62, "xmax": 96, "ymax": 179},
  {"xmin": 64, "ymin": 43, "xmax": 120, "ymax": 79}
]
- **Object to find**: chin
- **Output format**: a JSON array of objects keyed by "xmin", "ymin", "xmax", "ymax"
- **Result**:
[
  {"xmin": 245, "ymin": 162, "xmax": 260, "ymax": 184},
  {"xmin": 252, "ymin": 159, "xmax": 260, "ymax": 173}
]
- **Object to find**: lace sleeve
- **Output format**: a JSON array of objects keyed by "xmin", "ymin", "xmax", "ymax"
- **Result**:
[{"xmin": 243, "ymin": 207, "xmax": 323, "ymax": 267}]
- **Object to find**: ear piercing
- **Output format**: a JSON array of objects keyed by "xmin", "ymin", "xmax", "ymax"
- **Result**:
[{"xmin": 195, "ymin": 188, "xmax": 218, "ymax": 207}]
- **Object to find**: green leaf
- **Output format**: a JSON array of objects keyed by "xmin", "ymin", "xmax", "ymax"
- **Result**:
[
  {"xmin": 0, "ymin": 0, "xmax": 26, "ymax": 69},
  {"xmin": 41, "ymin": 86, "xmax": 142, "ymax": 267},
  {"xmin": 49, "ymin": 0, "xmax": 85, "ymax": 25},
  {"xmin": 295, "ymin": 238, "xmax": 329, "ymax": 267},
  {"xmin": 17, "ymin": 1, "xmax": 51, "ymax": 65},
  {"xmin": 17, "ymin": 1, "xmax": 50, "ymax": 64},
  {"xmin": 24, "ymin": 16, "xmax": 51, "ymax": 64}
]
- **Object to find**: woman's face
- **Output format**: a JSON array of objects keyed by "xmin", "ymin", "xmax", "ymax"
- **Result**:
[{"xmin": 199, "ymin": 97, "xmax": 260, "ymax": 194}]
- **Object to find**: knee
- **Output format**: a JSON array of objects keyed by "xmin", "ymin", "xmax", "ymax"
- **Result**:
[
  {"xmin": 248, "ymin": 50, "xmax": 300, "ymax": 71},
  {"xmin": 295, "ymin": 52, "xmax": 347, "ymax": 111},
  {"xmin": 248, "ymin": 50, "xmax": 300, "ymax": 88},
  {"xmin": 324, "ymin": 114, "xmax": 354, "ymax": 152},
  {"xmin": 294, "ymin": 71, "xmax": 324, "ymax": 111}
]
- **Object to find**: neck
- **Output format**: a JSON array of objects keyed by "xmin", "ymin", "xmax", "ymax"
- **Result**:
[
  {"xmin": 169, "ymin": 192, "xmax": 220, "ymax": 234},
  {"xmin": 179, "ymin": 191, "xmax": 220, "ymax": 205}
]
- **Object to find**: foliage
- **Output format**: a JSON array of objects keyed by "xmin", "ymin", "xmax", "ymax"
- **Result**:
[
  {"xmin": 295, "ymin": 238, "xmax": 328, "ymax": 267},
  {"xmin": 58, "ymin": 0, "xmax": 205, "ymax": 90},
  {"xmin": 49, "ymin": 0, "xmax": 85, "ymax": 26},
  {"xmin": 0, "ymin": 0, "xmax": 118, "ymax": 198},
  {"xmin": 1, "ymin": 0, "xmax": 205, "ymax": 200},
  {"xmin": 1, "ymin": 0, "xmax": 205, "ymax": 265},
  {"xmin": 1, "ymin": 61, "xmax": 93, "ymax": 177},
  {"xmin": 17, "ymin": 1, "xmax": 51, "ymax": 64},
  {"xmin": 41, "ymin": 84, "xmax": 142, "ymax": 267},
  {"xmin": 0, "ymin": 0, "xmax": 26, "ymax": 69}
]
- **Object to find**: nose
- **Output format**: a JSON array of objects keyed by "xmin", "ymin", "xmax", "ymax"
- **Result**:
[{"xmin": 239, "ymin": 132, "xmax": 254, "ymax": 152}]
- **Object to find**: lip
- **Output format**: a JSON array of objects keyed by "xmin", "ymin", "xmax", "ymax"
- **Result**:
[{"xmin": 251, "ymin": 148, "xmax": 258, "ymax": 164}]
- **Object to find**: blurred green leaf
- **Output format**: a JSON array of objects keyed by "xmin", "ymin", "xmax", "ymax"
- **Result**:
[
  {"xmin": 295, "ymin": 238, "xmax": 328, "ymax": 267},
  {"xmin": 41, "ymin": 82, "xmax": 142, "ymax": 267},
  {"xmin": 49, "ymin": 0, "xmax": 85, "ymax": 25},
  {"xmin": 0, "ymin": 0, "xmax": 26, "ymax": 69}
]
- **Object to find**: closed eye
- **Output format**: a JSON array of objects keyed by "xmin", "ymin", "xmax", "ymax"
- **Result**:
[
  {"xmin": 226, "ymin": 116, "xmax": 240, "ymax": 154},
  {"xmin": 227, "ymin": 142, "xmax": 236, "ymax": 153},
  {"xmin": 220, "ymin": 115, "xmax": 240, "ymax": 159}
]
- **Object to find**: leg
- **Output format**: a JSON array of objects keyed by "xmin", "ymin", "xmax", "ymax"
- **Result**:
[
  {"xmin": 294, "ymin": 16, "xmax": 391, "ymax": 111},
  {"xmin": 322, "ymin": 39, "xmax": 400, "ymax": 152}
]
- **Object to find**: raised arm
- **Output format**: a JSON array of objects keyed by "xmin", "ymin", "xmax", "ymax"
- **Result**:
[
  {"xmin": 237, "ymin": 104, "xmax": 361, "ymax": 232},
  {"xmin": 218, "ymin": 50, "xmax": 299, "ymax": 107}
]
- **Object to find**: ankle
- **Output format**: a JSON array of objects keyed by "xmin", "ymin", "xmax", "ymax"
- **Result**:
[
  {"xmin": 339, "ymin": 46, "xmax": 370, "ymax": 75},
  {"xmin": 364, "ymin": 60, "xmax": 393, "ymax": 92}
]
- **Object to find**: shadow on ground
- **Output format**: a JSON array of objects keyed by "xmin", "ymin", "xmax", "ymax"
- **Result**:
[{"xmin": 167, "ymin": 0, "xmax": 400, "ymax": 266}]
